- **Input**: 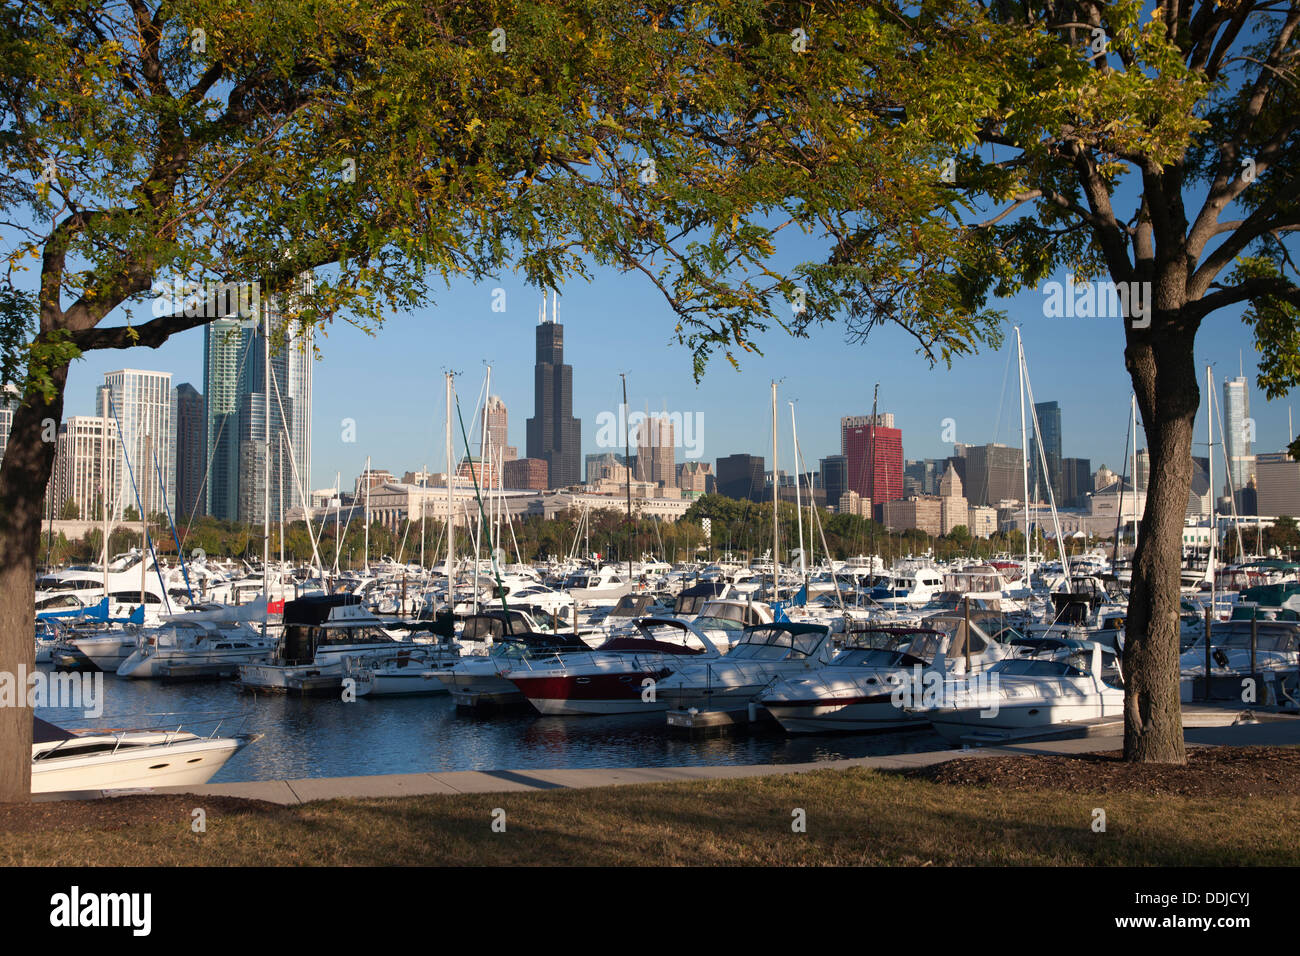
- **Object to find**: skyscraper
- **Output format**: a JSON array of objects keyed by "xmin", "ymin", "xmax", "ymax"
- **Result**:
[
  {"xmin": 98, "ymin": 369, "xmax": 173, "ymax": 517},
  {"xmin": 1134, "ymin": 447, "xmax": 1150, "ymax": 494},
  {"xmin": 841, "ymin": 414, "xmax": 903, "ymax": 510},
  {"xmin": 284, "ymin": 320, "xmax": 313, "ymax": 511},
  {"xmin": 525, "ymin": 293, "xmax": 580, "ymax": 488},
  {"xmin": 1062, "ymin": 457, "xmax": 1092, "ymax": 508},
  {"xmin": 819, "ymin": 455, "xmax": 847, "ymax": 510},
  {"xmin": 1256, "ymin": 451, "xmax": 1300, "ymax": 517},
  {"xmin": 716, "ymin": 453, "xmax": 764, "ymax": 503},
  {"xmin": 635, "ymin": 412, "xmax": 676, "ymax": 489},
  {"xmin": 964, "ymin": 443, "xmax": 1026, "ymax": 507},
  {"xmin": 203, "ymin": 317, "xmax": 250, "ymax": 520},
  {"xmin": 1028, "ymin": 400, "xmax": 1062, "ymax": 503},
  {"xmin": 203, "ymin": 308, "xmax": 312, "ymax": 521},
  {"xmin": 173, "ymin": 383, "xmax": 205, "ymax": 519},
  {"xmin": 485, "ymin": 395, "xmax": 516, "ymax": 462},
  {"xmin": 1223, "ymin": 375, "xmax": 1253, "ymax": 498},
  {"xmin": 54, "ymin": 415, "xmax": 118, "ymax": 520}
]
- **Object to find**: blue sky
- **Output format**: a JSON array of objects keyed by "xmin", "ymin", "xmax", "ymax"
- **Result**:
[{"xmin": 60, "ymin": 262, "xmax": 1296, "ymax": 494}]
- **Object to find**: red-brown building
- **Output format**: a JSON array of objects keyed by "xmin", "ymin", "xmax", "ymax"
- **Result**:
[
  {"xmin": 503, "ymin": 457, "xmax": 549, "ymax": 491},
  {"xmin": 841, "ymin": 414, "xmax": 903, "ymax": 513}
]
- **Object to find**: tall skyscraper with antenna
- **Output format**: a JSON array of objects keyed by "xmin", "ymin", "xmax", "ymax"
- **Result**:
[{"xmin": 526, "ymin": 290, "xmax": 581, "ymax": 489}]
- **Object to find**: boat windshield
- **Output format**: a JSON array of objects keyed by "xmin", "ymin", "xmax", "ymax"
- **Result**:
[
  {"xmin": 729, "ymin": 627, "xmax": 824, "ymax": 661},
  {"xmin": 991, "ymin": 659, "xmax": 1085, "ymax": 677},
  {"xmin": 693, "ymin": 615, "xmax": 747, "ymax": 633},
  {"xmin": 318, "ymin": 626, "xmax": 399, "ymax": 647},
  {"xmin": 830, "ymin": 647, "xmax": 915, "ymax": 668},
  {"xmin": 1211, "ymin": 623, "xmax": 1300, "ymax": 652},
  {"xmin": 676, "ymin": 593, "xmax": 713, "ymax": 615}
]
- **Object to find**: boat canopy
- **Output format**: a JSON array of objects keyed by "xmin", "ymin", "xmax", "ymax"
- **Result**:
[{"xmin": 283, "ymin": 593, "xmax": 362, "ymax": 626}]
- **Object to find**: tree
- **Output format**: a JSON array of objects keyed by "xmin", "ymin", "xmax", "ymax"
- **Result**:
[
  {"xmin": 2, "ymin": 1, "xmax": 968, "ymax": 799},
  {"xmin": 768, "ymin": 1, "xmax": 1296, "ymax": 764},
  {"xmin": 58, "ymin": 499, "xmax": 79, "ymax": 520}
]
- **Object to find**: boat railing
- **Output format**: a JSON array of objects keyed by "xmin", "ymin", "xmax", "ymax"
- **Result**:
[{"xmin": 61, "ymin": 710, "xmax": 256, "ymax": 751}]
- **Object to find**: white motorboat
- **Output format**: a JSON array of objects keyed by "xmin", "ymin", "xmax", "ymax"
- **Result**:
[
  {"xmin": 760, "ymin": 620, "xmax": 1009, "ymax": 734},
  {"xmin": 561, "ymin": 565, "xmax": 634, "ymax": 606},
  {"xmin": 116, "ymin": 601, "xmax": 276, "ymax": 679},
  {"xmin": 1179, "ymin": 618, "xmax": 1300, "ymax": 703},
  {"xmin": 69, "ymin": 625, "xmax": 147, "ymax": 673},
  {"xmin": 505, "ymin": 617, "xmax": 721, "ymax": 716},
  {"xmin": 921, "ymin": 639, "xmax": 1125, "ymax": 744},
  {"xmin": 863, "ymin": 567, "xmax": 948, "ymax": 609},
  {"xmin": 345, "ymin": 643, "xmax": 463, "ymax": 696},
  {"xmin": 655, "ymin": 621, "xmax": 837, "ymax": 714},
  {"xmin": 437, "ymin": 630, "xmax": 594, "ymax": 708},
  {"xmin": 238, "ymin": 593, "xmax": 409, "ymax": 695},
  {"xmin": 31, "ymin": 715, "xmax": 258, "ymax": 794},
  {"xmin": 34, "ymin": 549, "xmax": 179, "ymax": 623}
]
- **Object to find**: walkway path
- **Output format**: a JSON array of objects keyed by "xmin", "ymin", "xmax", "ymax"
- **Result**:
[{"xmin": 148, "ymin": 716, "xmax": 1299, "ymax": 807}]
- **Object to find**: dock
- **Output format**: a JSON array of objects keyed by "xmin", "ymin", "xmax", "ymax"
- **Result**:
[
  {"xmin": 666, "ymin": 702, "xmax": 776, "ymax": 737},
  {"xmin": 237, "ymin": 675, "xmax": 342, "ymax": 697},
  {"xmin": 152, "ymin": 662, "xmax": 242, "ymax": 681}
]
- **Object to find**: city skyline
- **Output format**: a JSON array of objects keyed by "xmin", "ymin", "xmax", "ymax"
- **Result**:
[{"xmin": 49, "ymin": 272, "xmax": 1300, "ymax": 498}]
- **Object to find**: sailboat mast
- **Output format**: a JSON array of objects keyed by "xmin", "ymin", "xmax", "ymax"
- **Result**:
[
  {"xmin": 140, "ymin": 433, "xmax": 150, "ymax": 609},
  {"xmin": 867, "ymin": 383, "xmax": 878, "ymax": 574},
  {"xmin": 262, "ymin": 307, "xmax": 271, "ymax": 601},
  {"xmin": 278, "ymin": 433, "xmax": 285, "ymax": 568},
  {"xmin": 363, "ymin": 454, "xmax": 371, "ymax": 574},
  {"xmin": 444, "ymin": 373, "xmax": 455, "ymax": 594},
  {"xmin": 790, "ymin": 401, "xmax": 806, "ymax": 586},
  {"xmin": 771, "ymin": 381, "xmax": 780, "ymax": 601},
  {"xmin": 621, "ymin": 372, "xmax": 633, "ymax": 584},
  {"xmin": 1207, "ymin": 365, "xmax": 1216, "ymax": 612},
  {"xmin": 1016, "ymin": 327, "xmax": 1031, "ymax": 586},
  {"xmin": 101, "ymin": 390, "xmax": 109, "ymax": 599},
  {"xmin": 1131, "ymin": 395, "xmax": 1139, "ymax": 551}
]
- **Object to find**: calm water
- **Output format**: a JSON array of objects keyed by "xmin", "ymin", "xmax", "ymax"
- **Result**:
[{"xmin": 34, "ymin": 666, "xmax": 951, "ymax": 783}]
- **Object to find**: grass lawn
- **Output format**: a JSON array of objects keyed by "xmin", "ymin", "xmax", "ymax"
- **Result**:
[{"xmin": 3, "ymin": 759, "xmax": 1296, "ymax": 866}]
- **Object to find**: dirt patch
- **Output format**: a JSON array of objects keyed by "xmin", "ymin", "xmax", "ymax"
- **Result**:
[
  {"xmin": 0, "ymin": 794, "xmax": 287, "ymax": 833},
  {"xmin": 900, "ymin": 746, "xmax": 1300, "ymax": 798}
]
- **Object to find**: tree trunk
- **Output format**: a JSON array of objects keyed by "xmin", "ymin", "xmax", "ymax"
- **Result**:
[
  {"xmin": 0, "ymin": 362, "xmax": 69, "ymax": 802},
  {"xmin": 1122, "ymin": 325, "xmax": 1196, "ymax": 764}
]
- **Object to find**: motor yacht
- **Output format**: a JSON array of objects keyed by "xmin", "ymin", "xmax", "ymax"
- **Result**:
[
  {"xmin": 345, "ymin": 642, "xmax": 463, "ymax": 696},
  {"xmin": 760, "ymin": 621, "xmax": 1008, "ymax": 733},
  {"xmin": 504, "ymin": 617, "xmax": 720, "ymax": 715},
  {"xmin": 116, "ymin": 601, "xmax": 276, "ymax": 679},
  {"xmin": 238, "ymin": 594, "xmax": 409, "ymax": 695},
  {"xmin": 437, "ymin": 630, "xmax": 594, "ymax": 708},
  {"xmin": 920, "ymin": 639, "xmax": 1125, "ymax": 744},
  {"xmin": 1179, "ymin": 618, "xmax": 1300, "ymax": 703},
  {"xmin": 655, "ymin": 621, "xmax": 838, "ymax": 714},
  {"xmin": 561, "ymin": 565, "xmax": 634, "ymax": 606}
]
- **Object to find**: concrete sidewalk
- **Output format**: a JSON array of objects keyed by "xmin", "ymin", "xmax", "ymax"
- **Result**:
[{"xmin": 149, "ymin": 716, "xmax": 1300, "ymax": 806}]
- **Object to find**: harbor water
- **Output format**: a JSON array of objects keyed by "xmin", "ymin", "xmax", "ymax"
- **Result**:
[{"xmin": 33, "ymin": 666, "xmax": 950, "ymax": 784}]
